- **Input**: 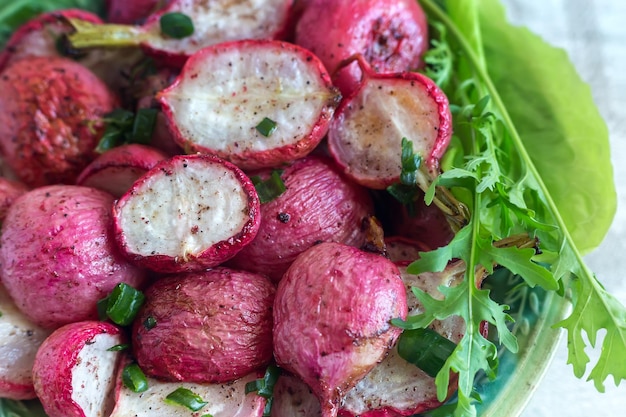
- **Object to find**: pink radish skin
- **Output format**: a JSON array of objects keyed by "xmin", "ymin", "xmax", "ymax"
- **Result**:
[
  {"xmin": 0, "ymin": 56, "xmax": 119, "ymax": 187},
  {"xmin": 0, "ymin": 178, "xmax": 29, "ymax": 223},
  {"xmin": 158, "ymin": 39, "xmax": 340, "ymax": 170},
  {"xmin": 110, "ymin": 355, "xmax": 266, "ymax": 417},
  {"xmin": 132, "ymin": 267, "xmax": 275, "ymax": 383},
  {"xmin": 113, "ymin": 153, "xmax": 261, "ymax": 273},
  {"xmin": 76, "ymin": 144, "xmax": 168, "ymax": 197},
  {"xmin": 328, "ymin": 57, "xmax": 453, "ymax": 189},
  {"xmin": 0, "ymin": 284, "xmax": 51, "ymax": 400},
  {"xmin": 294, "ymin": 0, "xmax": 428, "ymax": 97},
  {"xmin": 106, "ymin": 0, "xmax": 169, "ymax": 24},
  {"xmin": 32, "ymin": 321, "xmax": 124, "ymax": 417},
  {"xmin": 228, "ymin": 155, "xmax": 374, "ymax": 282},
  {"xmin": 0, "ymin": 185, "xmax": 148, "ymax": 329},
  {"xmin": 273, "ymin": 242, "xmax": 408, "ymax": 417}
]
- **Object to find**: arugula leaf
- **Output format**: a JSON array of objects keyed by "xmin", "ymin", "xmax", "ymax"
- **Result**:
[
  {"xmin": 0, "ymin": 399, "xmax": 46, "ymax": 417},
  {"xmin": 401, "ymin": 0, "xmax": 624, "ymax": 415}
]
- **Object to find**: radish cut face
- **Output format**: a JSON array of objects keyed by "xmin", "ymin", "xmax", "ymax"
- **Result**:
[
  {"xmin": 143, "ymin": 0, "xmax": 293, "ymax": 60},
  {"xmin": 159, "ymin": 39, "xmax": 340, "ymax": 170},
  {"xmin": 114, "ymin": 153, "xmax": 260, "ymax": 272},
  {"xmin": 328, "ymin": 72, "xmax": 452, "ymax": 189},
  {"xmin": 110, "ymin": 368, "xmax": 265, "ymax": 417}
]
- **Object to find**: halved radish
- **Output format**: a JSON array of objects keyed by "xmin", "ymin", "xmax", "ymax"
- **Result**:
[
  {"xmin": 228, "ymin": 155, "xmax": 374, "ymax": 282},
  {"xmin": 384, "ymin": 236, "xmax": 430, "ymax": 263},
  {"xmin": 113, "ymin": 153, "xmax": 260, "ymax": 272},
  {"xmin": 0, "ymin": 9, "xmax": 145, "ymax": 95},
  {"xmin": 338, "ymin": 261, "xmax": 469, "ymax": 417},
  {"xmin": 327, "ymin": 56, "xmax": 452, "ymax": 190},
  {"xmin": 106, "ymin": 0, "xmax": 170, "ymax": 24},
  {"xmin": 32, "ymin": 321, "xmax": 125, "ymax": 417},
  {"xmin": 110, "ymin": 357, "xmax": 266, "ymax": 417},
  {"xmin": 0, "ymin": 284, "xmax": 51, "ymax": 400},
  {"xmin": 270, "ymin": 373, "xmax": 321, "ymax": 417},
  {"xmin": 157, "ymin": 39, "xmax": 340, "ymax": 170},
  {"xmin": 68, "ymin": 0, "xmax": 294, "ymax": 68},
  {"xmin": 76, "ymin": 144, "xmax": 168, "ymax": 197}
]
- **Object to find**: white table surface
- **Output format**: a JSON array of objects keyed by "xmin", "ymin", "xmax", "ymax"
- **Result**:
[{"xmin": 502, "ymin": 1, "xmax": 626, "ymax": 416}]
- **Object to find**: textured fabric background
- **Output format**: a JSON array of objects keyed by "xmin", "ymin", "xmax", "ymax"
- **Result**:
[{"xmin": 503, "ymin": 1, "xmax": 626, "ymax": 415}]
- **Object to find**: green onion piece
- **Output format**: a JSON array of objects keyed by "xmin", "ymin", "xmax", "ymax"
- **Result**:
[
  {"xmin": 164, "ymin": 387, "xmax": 208, "ymax": 412},
  {"xmin": 122, "ymin": 363, "xmax": 149, "ymax": 393},
  {"xmin": 105, "ymin": 283, "xmax": 145, "ymax": 326},
  {"xmin": 159, "ymin": 12, "xmax": 194, "ymax": 39},
  {"xmin": 97, "ymin": 296, "xmax": 110, "ymax": 321},
  {"xmin": 251, "ymin": 170, "xmax": 286, "ymax": 204},
  {"xmin": 96, "ymin": 108, "xmax": 135, "ymax": 153},
  {"xmin": 399, "ymin": 137, "xmax": 421, "ymax": 185},
  {"xmin": 200, "ymin": 414, "xmax": 214, "ymax": 417},
  {"xmin": 131, "ymin": 108, "xmax": 158, "ymax": 144},
  {"xmin": 386, "ymin": 183, "xmax": 419, "ymax": 217},
  {"xmin": 262, "ymin": 397, "xmax": 273, "ymax": 417},
  {"xmin": 107, "ymin": 343, "xmax": 130, "ymax": 352},
  {"xmin": 397, "ymin": 328, "xmax": 457, "ymax": 378},
  {"xmin": 255, "ymin": 117, "xmax": 278, "ymax": 137},
  {"xmin": 245, "ymin": 364, "xmax": 280, "ymax": 398},
  {"xmin": 143, "ymin": 315, "xmax": 157, "ymax": 330}
]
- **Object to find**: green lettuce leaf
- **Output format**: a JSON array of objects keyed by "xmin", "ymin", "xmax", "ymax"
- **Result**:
[{"xmin": 478, "ymin": 0, "xmax": 616, "ymax": 253}]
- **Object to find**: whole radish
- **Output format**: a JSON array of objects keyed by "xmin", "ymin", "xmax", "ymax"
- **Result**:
[
  {"xmin": 0, "ymin": 185, "xmax": 147, "ymax": 329},
  {"xmin": 294, "ymin": 0, "xmax": 428, "ymax": 97},
  {"xmin": 273, "ymin": 242, "xmax": 407, "ymax": 417},
  {"xmin": 0, "ymin": 56, "xmax": 118, "ymax": 187},
  {"xmin": 132, "ymin": 267, "xmax": 275, "ymax": 383},
  {"xmin": 32, "ymin": 321, "xmax": 125, "ymax": 417},
  {"xmin": 228, "ymin": 155, "xmax": 374, "ymax": 282},
  {"xmin": 0, "ymin": 178, "xmax": 28, "ymax": 223}
]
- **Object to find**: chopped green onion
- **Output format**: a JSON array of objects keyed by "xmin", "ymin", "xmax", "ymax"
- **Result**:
[
  {"xmin": 164, "ymin": 387, "xmax": 208, "ymax": 412},
  {"xmin": 102, "ymin": 283, "xmax": 145, "ymax": 326},
  {"xmin": 159, "ymin": 12, "xmax": 194, "ymax": 39},
  {"xmin": 143, "ymin": 315, "xmax": 157, "ymax": 330},
  {"xmin": 251, "ymin": 170, "xmax": 286, "ymax": 203},
  {"xmin": 131, "ymin": 108, "xmax": 158, "ymax": 145},
  {"xmin": 397, "ymin": 327, "xmax": 457, "ymax": 378},
  {"xmin": 107, "ymin": 343, "xmax": 130, "ymax": 352},
  {"xmin": 255, "ymin": 117, "xmax": 278, "ymax": 137},
  {"xmin": 399, "ymin": 137, "xmax": 421, "ymax": 185},
  {"xmin": 245, "ymin": 365, "xmax": 280, "ymax": 416},
  {"xmin": 122, "ymin": 363, "xmax": 149, "ymax": 393}
]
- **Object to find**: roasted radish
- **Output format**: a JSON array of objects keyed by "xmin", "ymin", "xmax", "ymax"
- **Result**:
[
  {"xmin": 110, "ymin": 356, "xmax": 266, "ymax": 417},
  {"xmin": 339, "ymin": 261, "xmax": 469, "ymax": 417},
  {"xmin": 327, "ymin": 56, "xmax": 452, "ymax": 190},
  {"xmin": 132, "ymin": 267, "xmax": 275, "ymax": 383},
  {"xmin": 270, "ymin": 373, "xmax": 321, "ymax": 417},
  {"xmin": 106, "ymin": 0, "xmax": 170, "ymax": 24},
  {"xmin": 228, "ymin": 155, "xmax": 374, "ymax": 282},
  {"xmin": 0, "ymin": 284, "xmax": 51, "ymax": 400},
  {"xmin": 0, "ymin": 178, "xmax": 28, "ymax": 223},
  {"xmin": 0, "ymin": 9, "xmax": 145, "ymax": 96},
  {"xmin": 0, "ymin": 185, "xmax": 148, "ymax": 329},
  {"xmin": 158, "ymin": 39, "xmax": 340, "ymax": 170},
  {"xmin": 294, "ymin": 0, "xmax": 428, "ymax": 96},
  {"xmin": 113, "ymin": 153, "xmax": 260, "ymax": 272},
  {"xmin": 68, "ymin": 0, "xmax": 294, "ymax": 67},
  {"xmin": 0, "ymin": 56, "xmax": 118, "ymax": 187},
  {"xmin": 76, "ymin": 144, "xmax": 168, "ymax": 197},
  {"xmin": 273, "ymin": 242, "xmax": 408, "ymax": 417},
  {"xmin": 384, "ymin": 236, "xmax": 430, "ymax": 263},
  {"xmin": 32, "ymin": 321, "xmax": 125, "ymax": 417}
]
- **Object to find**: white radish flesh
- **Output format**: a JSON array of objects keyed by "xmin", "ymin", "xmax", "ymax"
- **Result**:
[
  {"xmin": 113, "ymin": 153, "xmax": 260, "ymax": 272},
  {"xmin": 158, "ymin": 39, "xmax": 340, "ymax": 170}
]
